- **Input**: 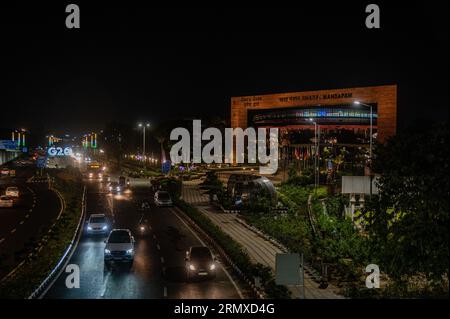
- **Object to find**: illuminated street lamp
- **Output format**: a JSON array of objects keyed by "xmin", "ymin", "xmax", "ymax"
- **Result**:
[
  {"xmin": 308, "ymin": 118, "xmax": 320, "ymax": 192},
  {"xmin": 353, "ymin": 101, "xmax": 373, "ymax": 161},
  {"xmin": 138, "ymin": 123, "xmax": 150, "ymax": 167}
]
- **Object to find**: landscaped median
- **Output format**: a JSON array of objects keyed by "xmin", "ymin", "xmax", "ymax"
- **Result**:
[
  {"xmin": 175, "ymin": 199, "xmax": 291, "ymax": 299},
  {"xmin": 0, "ymin": 168, "xmax": 84, "ymax": 299}
]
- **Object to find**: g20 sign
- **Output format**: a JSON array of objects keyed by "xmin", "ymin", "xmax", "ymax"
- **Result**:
[{"xmin": 48, "ymin": 146, "xmax": 73, "ymax": 157}]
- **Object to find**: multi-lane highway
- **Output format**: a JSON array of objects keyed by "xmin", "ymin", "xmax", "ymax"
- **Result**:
[
  {"xmin": 45, "ymin": 177, "xmax": 244, "ymax": 299},
  {"xmin": 0, "ymin": 165, "xmax": 61, "ymax": 280}
]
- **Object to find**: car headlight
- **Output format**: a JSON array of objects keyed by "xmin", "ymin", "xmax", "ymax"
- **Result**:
[
  {"xmin": 189, "ymin": 264, "xmax": 196, "ymax": 271},
  {"xmin": 102, "ymin": 225, "xmax": 107, "ymax": 230},
  {"xmin": 104, "ymin": 249, "xmax": 111, "ymax": 254},
  {"xmin": 210, "ymin": 263, "xmax": 216, "ymax": 270},
  {"xmin": 126, "ymin": 249, "xmax": 134, "ymax": 254},
  {"xmin": 87, "ymin": 226, "xmax": 92, "ymax": 230},
  {"xmin": 140, "ymin": 225, "xmax": 145, "ymax": 231}
]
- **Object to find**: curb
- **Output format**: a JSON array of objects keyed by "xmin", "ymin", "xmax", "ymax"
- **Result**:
[{"xmin": 28, "ymin": 185, "xmax": 86, "ymax": 299}]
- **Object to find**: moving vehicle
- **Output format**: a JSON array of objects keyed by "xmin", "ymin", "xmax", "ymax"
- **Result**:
[
  {"xmin": 5, "ymin": 186, "xmax": 19, "ymax": 198},
  {"xmin": 154, "ymin": 191, "xmax": 173, "ymax": 207},
  {"xmin": 108, "ymin": 181, "xmax": 121, "ymax": 194},
  {"xmin": 0, "ymin": 195, "xmax": 13, "ymax": 208},
  {"xmin": 140, "ymin": 201, "xmax": 151, "ymax": 211},
  {"xmin": 119, "ymin": 175, "xmax": 131, "ymax": 188},
  {"xmin": 104, "ymin": 229, "xmax": 135, "ymax": 267},
  {"xmin": 137, "ymin": 214, "xmax": 150, "ymax": 237},
  {"xmin": 100, "ymin": 174, "xmax": 111, "ymax": 183},
  {"xmin": 86, "ymin": 214, "xmax": 109, "ymax": 235},
  {"xmin": 185, "ymin": 246, "xmax": 217, "ymax": 280}
]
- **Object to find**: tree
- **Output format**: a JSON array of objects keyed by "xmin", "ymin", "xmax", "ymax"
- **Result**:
[
  {"xmin": 102, "ymin": 121, "xmax": 135, "ymax": 167},
  {"xmin": 362, "ymin": 123, "xmax": 449, "ymax": 291}
]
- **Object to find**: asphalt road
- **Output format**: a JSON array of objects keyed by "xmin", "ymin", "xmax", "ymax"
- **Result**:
[
  {"xmin": 45, "ymin": 178, "xmax": 243, "ymax": 299},
  {"xmin": 0, "ymin": 165, "xmax": 61, "ymax": 280}
]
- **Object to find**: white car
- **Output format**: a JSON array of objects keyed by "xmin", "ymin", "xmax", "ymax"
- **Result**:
[
  {"xmin": 86, "ymin": 214, "xmax": 109, "ymax": 235},
  {"xmin": 108, "ymin": 182, "xmax": 122, "ymax": 194},
  {"xmin": 0, "ymin": 195, "xmax": 13, "ymax": 208},
  {"xmin": 5, "ymin": 187, "xmax": 19, "ymax": 198},
  {"xmin": 154, "ymin": 191, "xmax": 173, "ymax": 207},
  {"xmin": 104, "ymin": 229, "xmax": 135, "ymax": 267}
]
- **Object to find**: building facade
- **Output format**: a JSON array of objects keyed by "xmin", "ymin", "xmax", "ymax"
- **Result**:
[{"xmin": 231, "ymin": 85, "xmax": 397, "ymax": 142}]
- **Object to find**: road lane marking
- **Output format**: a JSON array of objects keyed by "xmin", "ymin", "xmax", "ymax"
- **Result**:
[
  {"xmin": 153, "ymin": 234, "xmax": 157, "ymax": 240},
  {"xmin": 164, "ymin": 286, "xmax": 167, "ymax": 298},
  {"xmin": 160, "ymin": 257, "xmax": 165, "ymax": 263},
  {"xmin": 25, "ymin": 214, "xmax": 29, "ymax": 218},
  {"xmin": 156, "ymin": 244, "xmax": 161, "ymax": 250},
  {"xmin": 100, "ymin": 269, "xmax": 112, "ymax": 298},
  {"xmin": 19, "ymin": 221, "xmax": 24, "ymax": 225},
  {"xmin": 0, "ymin": 238, "xmax": 5, "ymax": 244},
  {"xmin": 10, "ymin": 228, "xmax": 16, "ymax": 234},
  {"xmin": 171, "ymin": 208, "xmax": 244, "ymax": 299},
  {"xmin": 29, "ymin": 209, "xmax": 32, "ymax": 212}
]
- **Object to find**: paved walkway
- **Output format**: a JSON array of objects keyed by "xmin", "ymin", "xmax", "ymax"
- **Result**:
[{"xmin": 181, "ymin": 180, "xmax": 344, "ymax": 299}]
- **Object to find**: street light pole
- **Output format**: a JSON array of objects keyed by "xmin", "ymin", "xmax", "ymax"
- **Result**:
[
  {"xmin": 309, "ymin": 118, "xmax": 319, "ymax": 192},
  {"xmin": 138, "ymin": 123, "xmax": 150, "ymax": 168},
  {"xmin": 353, "ymin": 101, "xmax": 373, "ymax": 196}
]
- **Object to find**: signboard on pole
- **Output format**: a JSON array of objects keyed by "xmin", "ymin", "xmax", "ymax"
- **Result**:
[
  {"xmin": 37, "ymin": 156, "xmax": 47, "ymax": 168},
  {"xmin": 275, "ymin": 253, "xmax": 303, "ymax": 286},
  {"xmin": 341, "ymin": 176, "xmax": 379, "ymax": 194},
  {"xmin": 0, "ymin": 140, "xmax": 18, "ymax": 151},
  {"xmin": 161, "ymin": 160, "xmax": 171, "ymax": 174}
]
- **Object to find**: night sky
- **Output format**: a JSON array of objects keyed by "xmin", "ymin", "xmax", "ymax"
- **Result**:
[{"xmin": 0, "ymin": 3, "xmax": 448, "ymax": 135}]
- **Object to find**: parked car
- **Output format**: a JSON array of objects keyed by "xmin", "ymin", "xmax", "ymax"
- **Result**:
[
  {"xmin": 86, "ymin": 214, "xmax": 109, "ymax": 235},
  {"xmin": 154, "ymin": 191, "xmax": 173, "ymax": 207},
  {"xmin": 5, "ymin": 186, "xmax": 19, "ymax": 198},
  {"xmin": 104, "ymin": 229, "xmax": 135, "ymax": 267},
  {"xmin": 185, "ymin": 246, "xmax": 217, "ymax": 280},
  {"xmin": 0, "ymin": 195, "xmax": 13, "ymax": 208}
]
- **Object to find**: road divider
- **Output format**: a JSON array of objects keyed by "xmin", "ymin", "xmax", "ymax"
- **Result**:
[{"xmin": 173, "ymin": 200, "xmax": 292, "ymax": 299}]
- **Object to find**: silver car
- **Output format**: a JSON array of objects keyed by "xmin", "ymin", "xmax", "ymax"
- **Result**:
[
  {"xmin": 104, "ymin": 229, "xmax": 135, "ymax": 267},
  {"xmin": 86, "ymin": 214, "xmax": 109, "ymax": 235},
  {"xmin": 154, "ymin": 191, "xmax": 173, "ymax": 207}
]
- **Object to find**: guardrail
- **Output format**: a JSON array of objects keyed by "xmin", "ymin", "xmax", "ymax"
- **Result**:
[
  {"xmin": 173, "ymin": 204, "xmax": 265, "ymax": 299},
  {"xmin": 28, "ymin": 186, "xmax": 86, "ymax": 299}
]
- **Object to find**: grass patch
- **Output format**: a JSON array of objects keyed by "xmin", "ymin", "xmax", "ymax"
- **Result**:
[{"xmin": 0, "ymin": 170, "xmax": 83, "ymax": 299}]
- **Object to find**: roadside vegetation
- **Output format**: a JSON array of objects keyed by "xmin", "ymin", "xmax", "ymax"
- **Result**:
[
  {"xmin": 200, "ymin": 124, "xmax": 449, "ymax": 298},
  {"xmin": 151, "ymin": 176, "xmax": 290, "ymax": 298},
  {"xmin": 0, "ymin": 167, "xmax": 83, "ymax": 298}
]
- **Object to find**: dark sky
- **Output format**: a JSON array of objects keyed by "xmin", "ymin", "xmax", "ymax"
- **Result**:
[{"xmin": 0, "ymin": 3, "xmax": 448, "ymax": 135}]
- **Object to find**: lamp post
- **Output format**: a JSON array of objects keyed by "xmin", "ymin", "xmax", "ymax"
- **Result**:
[
  {"xmin": 138, "ymin": 123, "xmax": 150, "ymax": 167},
  {"xmin": 309, "ymin": 118, "xmax": 319, "ymax": 192},
  {"xmin": 353, "ymin": 101, "xmax": 374, "ymax": 196},
  {"xmin": 353, "ymin": 101, "xmax": 373, "ymax": 160}
]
